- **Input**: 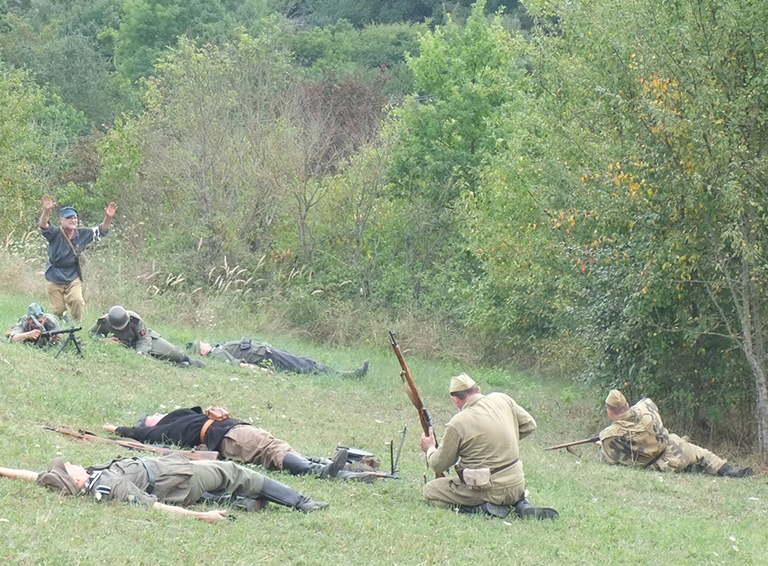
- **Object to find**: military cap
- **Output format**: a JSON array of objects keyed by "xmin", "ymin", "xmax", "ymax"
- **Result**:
[
  {"xmin": 605, "ymin": 389, "xmax": 628, "ymax": 409},
  {"xmin": 27, "ymin": 303, "xmax": 45, "ymax": 319},
  {"xmin": 59, "ymin": 206, "xmax": 78, "ymax": 218},
  {"xmin": 449, "ymin": 373, "xmax": 477, "ymax": 394},
  {"xmin": 38, "ymin": 457, "xmax": 79, "ymax": 495}
]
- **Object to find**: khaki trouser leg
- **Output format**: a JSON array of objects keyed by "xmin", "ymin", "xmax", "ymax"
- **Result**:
[
  {"xmin": 664, "ymin": 433, "xmax": 727, "ymax": 475},
  {"xmin": 218, "ymin": 425, "xmax": 293, "ymax": 470},
  {"xmin": 46, "ymin": 281, "xmax": 67, "ymax": 317},
  {"xmin": 423, "ymin": 475, "xmax": 526, "ymax": 509},
  {"xmin": 64, "ymin": 279, "xmax": 85, "ymax": 321},
  {"xmin": 149, "ymin": 337, "xmax": 187, "ymax": 363},
  {"xmin": 46, "ymin": 279, "xmax": 85, "ymax": 320},
  {"xmin": 185, "ymin": 460, "xmax": 267, "ymax": 506}
]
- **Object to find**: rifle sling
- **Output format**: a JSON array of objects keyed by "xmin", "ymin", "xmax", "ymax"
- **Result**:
[
  {"xmin": 200, "ymin": 418, "xmax": 215, "ymax": 445},
  {"xmin": 643, "ymin": 450, "xmax": 666, "ymax": 469},
  {"xmin": 59, "ymin": 225, "xmax": 83, "ymax": 281}
]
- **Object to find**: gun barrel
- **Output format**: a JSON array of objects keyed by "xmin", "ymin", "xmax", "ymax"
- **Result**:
[{"xmin": 544, "ymin": 436, "xmax": 600, "ymax": 450}]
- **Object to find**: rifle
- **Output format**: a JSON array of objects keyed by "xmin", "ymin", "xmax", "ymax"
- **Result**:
[
  {"xmin": 544, "ymin": 436, "xmax": 600, "ymax": 451},
  {"xmin": 43, "ymin": 426, "xmax": 220, "ymax": 461},
  {"xmin": 388, "ymin": 330, "xmax": 445, "ymax": 479},
  {"xmin": 39, "ymin": 326, "xmax": 82, "ymax": 339}
]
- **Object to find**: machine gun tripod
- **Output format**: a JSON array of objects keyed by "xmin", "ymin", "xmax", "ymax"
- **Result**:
[{"xmin": 46, "ymin": 326, "xmax": 83, "ymax": 358}]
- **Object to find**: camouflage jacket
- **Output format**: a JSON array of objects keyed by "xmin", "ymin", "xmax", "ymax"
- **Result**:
[{"xmin": 599, "ymin": 398, "xmax": 669, "ymax": 467}]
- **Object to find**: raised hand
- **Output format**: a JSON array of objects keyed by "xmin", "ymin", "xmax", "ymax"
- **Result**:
[{"xmin": 42, "ymin": 195, "xmax": 56, "ymax": 211}]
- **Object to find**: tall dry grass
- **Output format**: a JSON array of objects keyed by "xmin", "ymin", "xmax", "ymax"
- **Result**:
[{"xmin": 0, "ymin": 231, "xmax": 481, "ymax": 363}]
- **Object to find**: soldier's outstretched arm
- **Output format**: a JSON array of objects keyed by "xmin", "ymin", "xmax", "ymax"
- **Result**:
[
  {"xmin": 0, "ymin": 467, "xmax": 39, "ymax": 482},
  {"xmin": 152, "ymin": 502, "xmax": 227, "ymax": 522}
]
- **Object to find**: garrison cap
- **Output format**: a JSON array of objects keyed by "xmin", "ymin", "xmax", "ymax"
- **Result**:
[
  {"xmin": 27, "ymin": 303, "xmax": 45, "ymax": 319},
  {"xmin": 605, "ymin": 389, "xmax": 628, "ymax": 409},
  {"xmin": 38, "ymin": 457, "xmax": 79, "ymax": 496},
  {"xmin": 449, "ymin": 373, "xmax": 476, "ymax": 394},
  {"xmin": 59, "ymin": 206, "xmax": 78, "ymax": 218}
]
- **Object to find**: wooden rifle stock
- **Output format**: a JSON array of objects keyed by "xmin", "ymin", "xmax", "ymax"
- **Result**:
[
  {"xmin": 388, "ymin": 331, "xmax": 444, "ymax": 478},
  {"xmin": 544, "ymin": 436, "xmax": 600, "ymax": 451},
  {"xmin": 44, "ymin": 426, "xmax": 220, "ymax": 461}
]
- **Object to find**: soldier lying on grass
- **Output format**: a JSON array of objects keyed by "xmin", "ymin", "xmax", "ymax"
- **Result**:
[
  {"xmin": 187, "ymin": 338, "xmax": 368, "ymax": 377},
  {"xmin": 599, "ymin": 389, "xmax": 753, "ymax": 478},
  {"xmin": 0, "ymin": 453, "xmax": 327, "ymax": 522},
  {"xmin": 103, "ymin": 406, "xmax": 380, "ymax": 482},
  {"xmin": 90, "ymin": 306, "xmax": 205, "ymax": 368}
]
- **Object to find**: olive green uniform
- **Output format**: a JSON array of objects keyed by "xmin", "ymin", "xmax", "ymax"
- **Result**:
[
  {"xmin": 8, "ymin": 314, "xmax": 61, "ymax": 346},
  {"xmin": 423, "ymin": 393, "xmax": 535, "ymax": 508},
  {"xmin": 599, "ymin": 398, "xmax": 727, "ymax": 474},
  {"xmin": 82, "ymin": 453, "xmax": 266, "ymax": 507},
  {"xmin": 89, "ymin": 310, "xmax": 187, "ymax": 363}
]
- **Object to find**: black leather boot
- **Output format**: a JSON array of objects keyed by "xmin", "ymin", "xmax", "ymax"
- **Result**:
[
  {"xmin": 340, "ymin": 360, "xmax": 369, "ymax": 378},
  {"xmin": 717, "ymin": 463, "xmax": 753, "ymax": 478},
  {"xmin": 258, "ymin": 477, "xmax": 328, "ymax": 513},
  {"xmin": 514, "ymin": 497, "xmax": 559, "ymax": 520},
  {"xmin": 282, "ymin": 449, "xmax": 348, "ymax": 479}
]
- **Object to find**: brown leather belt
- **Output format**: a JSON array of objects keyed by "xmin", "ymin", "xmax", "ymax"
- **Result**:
[
  {"xmin": 491, "ymin": 459, "xmax": 519, "ymax": 474},
  {"xmin": 200, "ymin": 418, "xmax": 215, "ymax": 445}
]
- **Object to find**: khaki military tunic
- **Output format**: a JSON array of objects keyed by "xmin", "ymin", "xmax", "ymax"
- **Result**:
[
  {"xmin": 423, "ymin": 392, "xmax": 536, "ymax": 508},
  {"xmin": 599, "ymin": 398, "xmax": 726, "ymax": 474},
  {"xmin": 89, "ymin": 310, "xmax": 187, "ymax": 363}
]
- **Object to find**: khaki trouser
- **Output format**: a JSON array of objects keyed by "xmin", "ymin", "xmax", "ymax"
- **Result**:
[
  {"xmin": 423, "ymin": 467, "xmax": 527, "ymax": 509},
  {"xmin": 185, "ymin": 460, "xmax": 267, "ymax": 505},
  {"xmin": 218, "ymin": 425, "xmax": 294, "ymax": 470},
  {"xmin": 656, "ymin": 433, "xmax": 727, "ymax": 475},
  {"xmin": 46, "ymin": 279, "xmax": 84, "ymax": 321}
]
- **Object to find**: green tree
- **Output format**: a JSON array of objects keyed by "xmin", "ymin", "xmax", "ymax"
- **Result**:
[
  {"xmin": 0, "ymin": 62, "xmax": 86, "ymax": 235},
  {"xmin": 115, "ymin": 0, "xmax": 270, "ymax": 82},
  {"xmin": 386, "ymin": 0, "xmax": 523, "ymax": 308},
  {"xmin": 494, "ymin": 0, "xmax": 768, "ymax": 452}
]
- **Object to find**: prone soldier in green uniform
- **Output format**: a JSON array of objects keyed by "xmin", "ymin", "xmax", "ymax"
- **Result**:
[
  {"xmin": 89, "ymin": 306, "xmax": 205, "ymax": 368},
  {"xmin": 187, "ymin": 338, "xmax": 368, "ymax": 377},
  {"xmin": 7, "ymin": 303, "xmax": 61, "ymax": 346},
  {"xmin": 599, "ymin": 389, "xmax": 753, "ymax": 477},
  {"xmin": 0, "ymin": 453, "xmax": 327, "ymax": 522},
  {"xmin": 420, "ymin": 373, "xmax": 558, "ymax": 520}
]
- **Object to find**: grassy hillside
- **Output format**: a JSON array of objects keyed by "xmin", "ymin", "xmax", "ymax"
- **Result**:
[{"xmin": 0, "ymin": 290, "xmax": 766, "ymax": 565}]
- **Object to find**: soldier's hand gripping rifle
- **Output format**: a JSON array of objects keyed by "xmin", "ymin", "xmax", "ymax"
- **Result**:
[
  {"xmin": 388, "ymin": 331, "xmax": 445, "ymax": 479},
  {"xmin": 44, "ymin": 426, "xmax": 220, "ymax": 461},
  {"xmin": 30, "ymin": 318, "xmax": 84, "ymax": 358}
]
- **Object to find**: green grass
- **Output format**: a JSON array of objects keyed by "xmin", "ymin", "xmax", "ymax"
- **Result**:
[{"xmin": 1, "ymin": 291, "xmax": 766, "ymax": 566}]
